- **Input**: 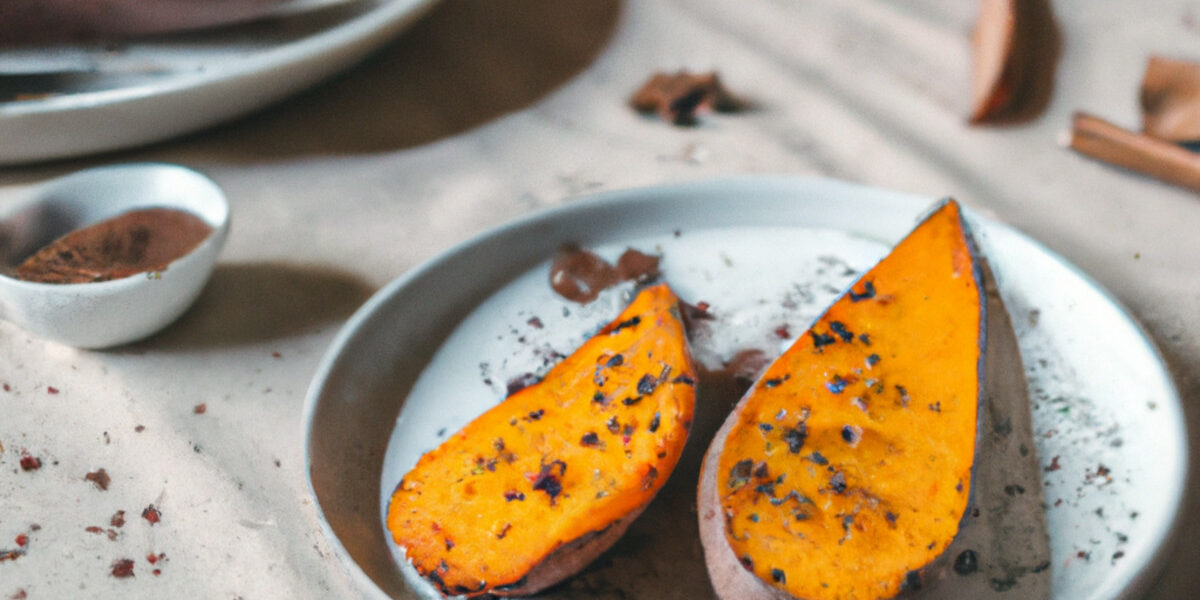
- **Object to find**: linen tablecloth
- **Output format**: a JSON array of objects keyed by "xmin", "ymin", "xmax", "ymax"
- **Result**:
[{"xmin": 2, "ymin": 1, "xmax": 1198, "ymax": 597}]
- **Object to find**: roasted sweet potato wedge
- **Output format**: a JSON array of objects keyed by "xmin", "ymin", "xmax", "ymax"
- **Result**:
[
  {"xmin": 698, "ymin": 201, "xmax": 985, "ymax": 600},
  {"xmin": 387, "ymin": 283, "xmax": 697, "ymax": 597}
]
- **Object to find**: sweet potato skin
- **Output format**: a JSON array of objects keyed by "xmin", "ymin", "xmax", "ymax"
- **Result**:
[
  {"xmin": 699, "ymin": 201, "xmax": 985, "ymax": 600},
  {"xmin": 699, "ymin": 412, "xmax": 794, "ymax": 600},
  {"xmin": 387, "ymin": 283, "xmax": 696, "ymax": 597}
]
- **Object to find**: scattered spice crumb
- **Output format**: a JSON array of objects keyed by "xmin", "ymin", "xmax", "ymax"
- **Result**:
[
  {"xmin": 111, "ymin": 558, "xmax": 136, "ymax": 578},
  {"xmin": 153, "ymin": 568, "xmax": 161, "ymax": 576},
  {"xmin": 106, "ymin": 529, "xmax": 118, "ymax": 541},
  {"xmin": 28, "ymin": 525, "xmax": 39, "ymax": 532},
  {"xmin": 19, "ymin": 454, "xmax": 41, "ymax": 471},
  {"xmin": 111, "ymin": 511, "xmax": 126, "ymax": 528},
  {"xmin": 12, "ymin": 589, "xmax": 27, "ymax": 599},
  {"xmin": 86, "ymin": 526, "xmax": 104, "ymax": 534},
  {"xmin": 629, "ymin": 70, "xmax": 745, "ymax": 125},
  {"xmin": 47, "ymin": 386, "xmax": 59, "ymax": 394},
  {"xmin": 2, "ymin": 383, "xmax": 9, "ymax": 392},
  {"xmin": 506, "ymin": 373, "xmax": 540, "ymax": 397},
  {"xmin": 193, "ymin": 403, "xmax": 207, "ymax": 415},
  {"xmin": 1045, "ymin": 455, "xmax": 1061, "ymax": 472},
  {"xmin": 274, "ymin": 459, "xmax": 281, "ymax": 468},
  {"xmin": 526, "ymin": 316, "xmax": 544, "ymax": 329},
  {"xmin": 85, "ymin": 468, "xmax": 111, "ymax": 491},
  {"xmin": 142, "ymin": 504, "xmax": 161, "ymax": 525},
  {"xmin": 134, "ymin": 425, "xmax": 145, "ymax": 433},
  {"xmin": 272, "ymin": 351, "xmax": 282, "ymax": 358}
]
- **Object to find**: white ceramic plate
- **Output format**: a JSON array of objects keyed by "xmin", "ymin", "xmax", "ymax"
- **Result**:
[
  {"xmin": 303, "ymin": 177, "xmax": 1185, "ymax": 599},
  {"xmin": 0, "ymin": 0, "xmax": 439, "ymax": 165}
]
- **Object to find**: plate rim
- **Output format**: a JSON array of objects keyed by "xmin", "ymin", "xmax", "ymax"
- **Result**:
[
  {"xmin": 0, "ymin": 0, "xmax": 442, "ymax": 164},
  {"xmin": 302, "ymin": 175, "xmax": 1187, "ymax": 599}
]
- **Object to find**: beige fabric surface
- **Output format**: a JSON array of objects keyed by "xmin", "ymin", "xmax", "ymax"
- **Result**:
[{"xmin": 1, "ymin": 1, "xmax": 1198, "ymax": 598}]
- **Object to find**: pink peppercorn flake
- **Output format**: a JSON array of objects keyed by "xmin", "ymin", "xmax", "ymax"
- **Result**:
[
  {"xmin": 111, "ymin": 558, "xmax": 135, "ymax": 578},
  {"xmin": 14, "ymin": 535, "xmax": 27, "ymax": 547},
  {"xmin": 111, "ymin": 510, "xmax": 126, "ymax": 528},
  {"xmin": 142, "ymin": 505, "xmax": 161, "ymax": 524},
  {"xmin": 153, "ymin": 568, "xmax": 161, "ymax": 576},
  {"xmin": 12, "ymin": 589, "xmax": 27, "ymax": 599},
  {"xmin": 46, "ymin": 386, "xmax": 58, "ymax": 394},
  {"xmin": 2, "ymin": 383, "xmax": 10, "ymax": 392},
  {"xmin": 85, "ymin": 526, "xmax": 104, "ymax": 534},
  {"xmin": 193, "ymin": 403, "xmax": 206, "ymax": 415},
  {"xmin": 19, "ymin": 455, "xmax": 41, "ymax": 471}
]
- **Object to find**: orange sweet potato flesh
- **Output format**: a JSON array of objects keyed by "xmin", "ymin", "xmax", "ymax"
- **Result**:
[
  {"xmin": 699, "ymin": 201, "xmax": 983, "ymax": 600},
  {"xmin": 387, "ymin": 283, "xmax": 697, "ymax": 597}
]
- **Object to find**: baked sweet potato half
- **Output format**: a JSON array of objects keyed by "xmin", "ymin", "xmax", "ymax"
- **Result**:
[
  {"xmin": 698, "ymin": 201, "xmax": 985, "ymax": 600},
  {"xmin": 387, "ymin": 283, "xmax": 697, "ymax": 597}
]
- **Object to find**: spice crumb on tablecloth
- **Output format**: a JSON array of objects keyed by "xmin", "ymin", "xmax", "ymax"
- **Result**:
[
  {"xmin": 85, "ymin": 468, "xmax": 111, "ymax": 491},
  {"xmin": 19, "ymin": 454, "xmax": 41, "ymax": 471},
  {"xmin": 142, "ymin": 504, "xmax": 161, "ymax": 525},
  {"xmin": 111, "ymin": 558, "xmax": 136, "ymax": 578}
]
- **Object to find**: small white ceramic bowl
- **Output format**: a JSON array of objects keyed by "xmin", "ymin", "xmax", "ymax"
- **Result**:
[{"xmin": 0, "ymin": 163, "xmax": 230, "ymax": 348}]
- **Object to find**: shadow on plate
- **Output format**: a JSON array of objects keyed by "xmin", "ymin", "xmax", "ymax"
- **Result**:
[
  {"xmin": 158, "ymin": 0, "xmax": 623, "ymax": 162},
  {"xmin": 119, "ymin": 261, "xmax": 375, "ymax": 351}
]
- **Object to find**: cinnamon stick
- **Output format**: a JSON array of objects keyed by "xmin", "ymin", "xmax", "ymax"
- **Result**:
[
  {"xmin": 1066, "ymin": 111, "xmax": 1200, "ymax": 192},
  {"xmin": 1140, "ymin": 55, "xmax": 1200, "ymax": 142}
]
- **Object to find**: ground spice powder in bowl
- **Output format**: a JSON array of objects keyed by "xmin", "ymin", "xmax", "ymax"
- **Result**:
[{"xmin": 15, "ymin": 207, "xmax": 213, "ymax": 284}]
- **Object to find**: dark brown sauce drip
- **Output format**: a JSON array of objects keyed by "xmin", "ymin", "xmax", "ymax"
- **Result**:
[
  {"xmin": 15, "ymin": 207, "xmax": 213, "ymax": 284},
  {"xmin": 699, "ymin": 349, "xmax": 770, "ymax": 408},
  {"xmin": 549, "ymin": 245, "xmax": 661, "ymax": 304},
  {"xmin": 615, "ymin": 248, "xmax": 661, "ymax": 283}
]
